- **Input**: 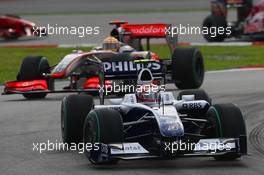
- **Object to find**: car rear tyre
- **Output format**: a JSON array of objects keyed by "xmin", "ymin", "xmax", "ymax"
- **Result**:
[
  {"xmin": 83, "ymin": 108, "xmax": 124, "ymax": 165},
  {"xmin": 177, "ymin": 89, "xmax": 212, "ymax": 105},
  {"xmin": 172, "ymin": 48, "xmax": 204, "ymax": 89},
  {"xmin": 61, "ymin": 94, "xmax": 94, "ymax": 144},
  {"xmin": 206, "ymin": 103, "xmax": 247, "ymax": 160},
  {"xmin": 202, "ymin": 15, "xmax": 227, "ymax": 42},
  {"xmin": 3, "ymin": 33, "xmax": 19, "ymax": 40},
  {"xmin": 17, "ymin": 56, "xmax": 51, "ymax": 99}
]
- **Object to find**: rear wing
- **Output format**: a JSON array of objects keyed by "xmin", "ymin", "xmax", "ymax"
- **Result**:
[
  {"xmin": 110, "ymin": 21, "xmax": 177, "ymax": 54},
  {"xmin": 212, "ymin": 0, "xmax": 249, "ymax": 7},
  {"xmin": 120, "ymin": 23, "xmax": 169, "ymax": 38},
  {"xmin": 211, "ymin": 0, "xmax": 252, "ymax": 21},
  {"xmin": 226, "ymin": 0, "xmax": 245, "ymax": 7}
]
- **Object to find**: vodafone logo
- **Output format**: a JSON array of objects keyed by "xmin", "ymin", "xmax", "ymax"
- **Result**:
[
  {"xmin": 103, "ymin": 61, "xmax": 161, "ymax": 73},
  {"xmin": 21, "ymin": 82, "xmax": 33, "ymax": 86},
  {"xmin": 130, "ymin": 26, "xmax": 165, "ymax": 35}
]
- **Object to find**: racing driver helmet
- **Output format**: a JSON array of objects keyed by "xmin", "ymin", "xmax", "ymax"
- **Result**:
[
  {"xmin": 119, "ymin": 45, "xmax": 135, "ymax": 53},
  {"xmin": 102, "ymin": 36, "xmax": 120, "ymax": 52},
  {"xmin": 136, "ymin": 84, "xmax": 160, "ymax": 106}
]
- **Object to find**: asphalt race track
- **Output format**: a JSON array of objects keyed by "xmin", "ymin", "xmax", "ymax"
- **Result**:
[
  {"xmin": 0, "ymin": 0, "xmax": 238, "ymax": 45},
  {"xmin": 0, "ymin": 0, "xmax": 209, "ymax": 14},
  {"xmin": 0, "ymin": 12, "xmax": 209, "ymax": 46},
  {"xmin": 0, "ymin": 69, "xmax": 264, "ymax": 175},
  {"xmin": 0, "ymin": 11, "xmax": 238, "ymax": 46}
]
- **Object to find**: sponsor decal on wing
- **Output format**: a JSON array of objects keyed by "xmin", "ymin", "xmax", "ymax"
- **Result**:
[{"xmin": 110, "ymin": 143, "xmax": 149, "ymax": 155}]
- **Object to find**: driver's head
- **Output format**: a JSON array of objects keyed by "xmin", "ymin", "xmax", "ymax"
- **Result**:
[
  {"xmin": 102, "ymin": 36, "xmax": 119, "ymax": 52},
  {"xmin": 136, "ymin": 84, "xmax": 160, "ymax": 106}
]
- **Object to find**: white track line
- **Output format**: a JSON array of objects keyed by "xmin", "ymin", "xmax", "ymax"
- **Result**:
[
  {"xmin": 190, "ymin": 42, "xmax": 252, "ymax": 46},
  {"xmin": 207, "ymin": 68, "xmax": 264, "ymax": 74},
  {"xmin": 56, "ymin": 42, "xmax": 256, "ymax": 48}
]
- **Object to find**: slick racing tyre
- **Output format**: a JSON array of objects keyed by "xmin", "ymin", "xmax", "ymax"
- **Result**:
[
  {"xmin": 172, "ymin": 48, "xmax": 204, "ymax": 89},
  {"xmin": 83, "ymin": 108, "xmax": 124, "ymax": 165},
  {"xmin": 177, "ymin": 89, "xmax": 212, "ymax": 105},
  {"xmin": 202, "ymin": 15, "xmax": 228, "ymax": 42},
  {"xmin": 61, "ymin": 94, "xmax": 94, "ymax": 144},
  {"xmin": 206, "ymin": 103, "xmax": 247, "ymax": 160},
  {"xmin": 17, "ymin": 56, "xmax": 51, "ymax": 99},
  {"xmin": 3, "ymin": 31, "xmax": 19, "ymax": 40}
]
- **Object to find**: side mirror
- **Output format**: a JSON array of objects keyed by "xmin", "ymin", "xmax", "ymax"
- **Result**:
[
  {"xmin": 181, "ymin": 95, "xmax": 195, "ymax": 101},
  {"xmin": 109, "ymin": 98, "xmax": 123, "ymax": 105}
]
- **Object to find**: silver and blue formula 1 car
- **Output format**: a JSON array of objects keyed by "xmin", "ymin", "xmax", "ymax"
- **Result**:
[{"xmin": 61, "ymin": 68, "xmax": 247, "ymax": 165}]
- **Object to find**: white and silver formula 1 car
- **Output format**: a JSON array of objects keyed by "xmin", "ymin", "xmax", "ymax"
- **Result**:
[{"xmin": 61, "ymin": 69, "xmax": 247, "ymax": 165}]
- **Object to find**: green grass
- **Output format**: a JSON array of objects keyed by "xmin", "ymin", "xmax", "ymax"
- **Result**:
[
  {"xmin": 0, "ymin": 47, "xmax": 92, "ymax": 83},
  {"xmin": 1, "ymin": 45, "xmax": 264, "ymax": 83},
  {"xmin": 150, "ymin": 45, "xmax": 264, "ymax": 70},
  {"xmin": 198, "ymin": 46, "xmax": 264, "ymax": 70}
]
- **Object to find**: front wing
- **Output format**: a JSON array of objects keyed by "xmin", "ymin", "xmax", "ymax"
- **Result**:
[
  {"xmin": 2, "ymin": 79, "xmax": 101, "ymax": 95},
  {"xmin": 91, "ymin": 136, "xmax": 247, "ymax": 161}
]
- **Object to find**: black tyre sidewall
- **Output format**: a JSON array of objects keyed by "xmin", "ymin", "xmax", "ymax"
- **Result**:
[
  {"xmin": 61, "ymin": 94, "xmax": 94, "ymax": 144},
  {"xmin": 18, "ymin": 56, "xmax": 50, "ymax": 80},
  {"xmin": 18, "ymin": 56, "xmax": 51, "ymax": 99},
  {"xmin": 83, "ymin": 108, "xmax": 123, "ymax": 164},
  {"xmin": 172, "ymin": 48, "xmax": 204, "ymax": 89},
  {"xmin": 202, "ymin": 15, "xmax": 227, "ymax": 42},
  {"xmin": 206, "ymin": 103, "xmax": 247, "ymax": 160}
]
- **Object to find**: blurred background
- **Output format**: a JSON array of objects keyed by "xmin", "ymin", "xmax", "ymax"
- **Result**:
[{"xmin": 0, "ymin": 0, "xmax": 211, "ymax": 46}]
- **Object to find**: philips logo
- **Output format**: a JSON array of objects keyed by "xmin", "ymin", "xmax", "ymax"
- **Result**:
[{"xmin": 103, "ymin": 61, "xmax": 161, "ymax": 73}]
